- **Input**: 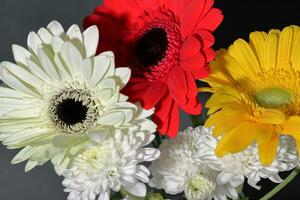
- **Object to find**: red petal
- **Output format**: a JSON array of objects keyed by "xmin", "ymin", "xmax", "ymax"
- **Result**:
[
  {"xmin": 122, "ymin": 78, "xmax": 167, "ymax": 109},
  {"xmin": 185, "ymin": 71, "xmax": 198, "ymax": 99},
  {"xmin": 180, "ymin": 95, "xmax": 202, "ymax": 115},
  {"xmin": 180, "ymin": 53, "xmax": 206, "ymax": 73},
  {"xmin": 180, "ymin": 0, "xmax": 214, "ymax": 37},
  {"xmin": 194, "ymin": 30, "xmax": 215, "ymax": 50},
  {"xmin": 101, "ymin": 0, "xmax": 142, "ymax": 18},
  {"xmin": 192, "ymin": 64, "xmax": 211, "ymax": 79},
  {"xmin": 167, "ymin": 67, "xmax": 188, "ymax": 105},
  {"xmin": 203, "ymin": 48, "xmax": 216, "ymax": 62},
  {"xmin": 153, "ymin": 94, "xmax": 180, "ymax": 138},
  {"xmin": 180, "ymin": 35, "xmax": 202, "ymax": 59},
  {"xmin": 122, "ymin": 78, "xmax": 149, "ymax": 102},
  {"xmin": 140, "ymin": 83, "xmax": 168, "ymax": 109},
  {"xmin": 178, "ymin": 72, "xmax": 202, "ymax": 114},
  {"xmin": 195, "ymin": 8, "xmax": 223, "ymax": 32}
]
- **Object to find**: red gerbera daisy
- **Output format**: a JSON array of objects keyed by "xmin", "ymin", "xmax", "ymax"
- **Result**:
[{"xmin": 84, "ymin": 0, "xmax": 223, "ymax": 137}]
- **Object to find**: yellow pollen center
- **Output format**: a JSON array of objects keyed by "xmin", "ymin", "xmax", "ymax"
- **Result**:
[{"xmin": 255, "ymin": 87, "xmax": 295, "ymax": 108}]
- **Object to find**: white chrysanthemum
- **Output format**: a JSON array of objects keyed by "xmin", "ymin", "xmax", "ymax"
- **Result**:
[
  {"xmin": 62, "ymin": 131, "xmax": 160, "ymax": 200},
  {"xmin": 149, "ymin": 127, "xmax": 240, "ymax": 200},
  {"xmin": 0, "ymin": 21, "xmax": 156, "ymax": 172},
  {"xmin": 217, "ymin": 135, "xmax": 298, "ymax": 190}
]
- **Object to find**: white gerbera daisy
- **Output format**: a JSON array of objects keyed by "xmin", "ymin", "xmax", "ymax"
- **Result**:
[
  {"xmin": 0, "ymin": 21, "xmax": 156, "ymax": 172},
  {"xmin": 62, "ymin": 131, "xmax": 160, "ymax": 200},
  {"xmin": 149, "ymin": 127, "xmax": 241, "ymax": 200}
]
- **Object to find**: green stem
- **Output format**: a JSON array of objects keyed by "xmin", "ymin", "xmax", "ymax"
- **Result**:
[{"xmin": 260, "ymin": 167, "xmax": 300, "ymax": 200}]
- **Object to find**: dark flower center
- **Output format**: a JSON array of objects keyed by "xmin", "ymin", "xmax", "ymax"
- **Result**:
[
  {"xmin": 135, "ymin": 28, "xmax": 168, "ymax": 67},
  {"xmin": 50, "ymin": 88, "xmax": 99, "ymax": 134},
  {"xmin": 56, "ymin": 99, "xmax": 88, "ymax": 125}
]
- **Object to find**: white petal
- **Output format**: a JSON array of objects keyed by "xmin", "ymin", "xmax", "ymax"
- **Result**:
[
  {"xmin": 88, "ymin": 129, "xmax": 111, "ymax": 144},
  {"xmin": 11, "ymin": 146, "xmax": 35, "ymax": 164},
  {"xmin": 83, "ymin": 25, "xmax": 99, "ymax": 57},
  {"xmin": 47, "ymin": 20, "xmax": 65, "ymax": 36},
  {"xmin": 0, "ymin": 87, "xmax": 26, "ymax": 98},
  {"xmin": 37, "ymin": 27, "xmax": 52, "ymax": 44},
  {"xmin": 1, "ymin": 63, "xmax": 39, "ymax": 97},
  {"xmin": 82, "ymin": 58, "xmax": 93, "ymax": 82},
  {"xmin": 60, "ymin": 42, "xmax": 83, "ymax": 77},
  {"xmin": 37, "ymin": 48, "xmax": 60, "ymax": 80},
  {"xmin": 123, "ymin": 182, "xmax": 147, "ymax": 197},
  {"xmin": 51, "ymin": 36, "xmax": 64, "ymax": 54},
  {"xmin": 54, "ymin": 54, "xmax": 72, "ymax": 81},
  {"xmin": 89, "ymin": 54, "xmax": 111, "ymax": 87},
  {"xmin": 27, "ymin": 32, "xmax": 42, "ymax": 55},
  {"xmin": 52, "ymin": 134, "xmax": 85, "ymax": 148},
  {"xmin": 3, "ymin": 128, "xmax": 50, "ymax": 147},
  {"xmin": 66, "ymin": 24, "xmax": 83, "ymax": 43},
  {"xmin": 137, "ymin": 148, "xmax": 160, "ymax": 162},
  {"xmin": 1, "ymin": 61, "xmax": 43, "ymax": 91},
  {"xmin": 12, "ymin": 44, "xmax": 32, "ymax": 66},
  {"xmin": 25, "ymin": 160, "xmax": 38, "ymax": 172},
  {"xmin": 115, "ymin": 67, "xmax": 131, "ymax": 88},
  {"xmin": 98, "ymin": 111, "xmax": 124, "ymax": 127},
  {"xmin": 98, "ymin": 190, "xmax": 110, "ymax": 200},
  {"xmin": 26, "ymin": 58, "xmax": 52, "ymax": 83}
]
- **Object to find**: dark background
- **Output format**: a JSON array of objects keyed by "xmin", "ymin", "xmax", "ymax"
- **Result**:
[{"xmin": 0, "ymin": 0, "xmax": 299, "ymax": 199}]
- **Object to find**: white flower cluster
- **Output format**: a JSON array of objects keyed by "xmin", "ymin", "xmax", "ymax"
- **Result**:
[{"xmin": 149, "ymin": 126, "xmax": 299, "ymax": 200}]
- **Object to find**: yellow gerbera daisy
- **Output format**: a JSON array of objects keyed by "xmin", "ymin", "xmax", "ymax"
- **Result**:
[{"xmin": 202, "ymin": 25, "xmax": 300, "ymax": 165}]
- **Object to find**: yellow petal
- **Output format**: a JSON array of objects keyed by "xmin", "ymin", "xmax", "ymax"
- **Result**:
[
  {"xmin": 256, "ymin": 125, "xmax": 274, "ymax": 144},
  {"xmin": 249, "ymin": 31, "xmax": 267, "ymax": 68},
  {"xmin": 228, "ymin": 39, "xmax": 260, "ymax": 78},
  {"xmin": 277, "ymin": 26, "xmax": 294, "ymax": 67},
  {"xmin": 215, "ymin": 122, "xmax": 256, "ymax": 157},
  {"xmin": 258, "ymin": 132, "xmax": 279, "ymax": 166},
  {"xmin": 263, "ymin": 33, "xmax": 279, "ymax": 71},
  {"xmin": 281, "ymin": 116, "xmax": 300, "ymax": 135},
  {"xmin": 255, "ymin": 109, "xmax": 286, "ymax": 124},
  {"xmin": 212, "ymin": 115, "xmax": 248, "ymax": 136}
]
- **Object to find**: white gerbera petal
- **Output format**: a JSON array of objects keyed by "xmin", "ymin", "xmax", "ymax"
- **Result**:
[
  {"xmin": 115, "ymin": 67, "xmax": 131, "ymax": 88},
  {"xmin": 27, "ymin": 31, "xmax": 42, "ymax": 55},
  {"xmin": 12, "ymin": 44, "xmax": 32, "ymax": 66},
  {"xmin": 37, "ymin": 27, "xmax": 52, "ymax": 44},
  {"xmin": 62, "ymin": 133, "xmax": 158, "ymax": 200},
  {"xmin": 47, "ymin": 20, "xmax": 64, "ymax": 36},
  {"xmin": 0, "ymin": 21, "xmax": 157, "ymax": 173},
  {"xmin": 83, "ymin": 25, "xmax": 99, "ymax": 57}
]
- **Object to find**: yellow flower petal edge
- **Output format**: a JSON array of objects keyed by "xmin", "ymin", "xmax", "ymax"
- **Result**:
[{"xmin": 202, "ymin": 25, "xmax": 300, "ymax": 165}]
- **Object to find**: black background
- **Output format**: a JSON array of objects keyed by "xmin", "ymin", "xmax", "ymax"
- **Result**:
[{"xmin": 0, "ymin": 0, "xmax": 300, "ymax": 199}]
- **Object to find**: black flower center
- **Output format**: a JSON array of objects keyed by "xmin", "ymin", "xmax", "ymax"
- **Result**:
[
  {"xmin": 56, "ymin": 99, "xmax": 88, "ymax": 125},
  {"xmin": 135, "ymin": 28, "xmax": 168, "ymax": 67}
]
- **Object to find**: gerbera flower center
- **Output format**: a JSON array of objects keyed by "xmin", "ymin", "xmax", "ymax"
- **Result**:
[
  {"xmin": 50, "ymin": 89, "xmax": 99, "ymax": 134},
  {"xmin": 135, "ymin": 28, "xmax": 168, "ymax": 67},
  {"xmin": 255, "ymin": 87, "xmax": 295, "ymax": 108},
  {"xmin": 56, "ymin": 99, "xmax": 88, "ymax": 125}
]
